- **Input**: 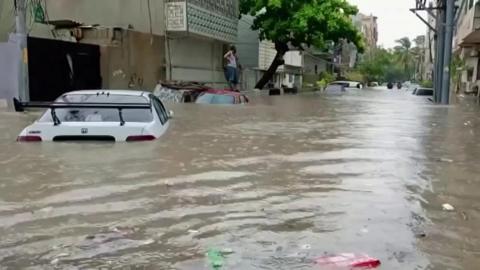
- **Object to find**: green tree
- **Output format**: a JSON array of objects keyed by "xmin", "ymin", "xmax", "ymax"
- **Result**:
[
  {"xmin": 357, "ymin": 48, "xmax": 391, "ymax": 82},
  {"xmin": 450, "ymin": 55, "xmax": 465, "ymax": 93},
  {"xmin": 411, "ymin": 35, "xmax": 426, "ymax": 81},
  {"xmin": 394, "ymin": 37, "xmax": 413, "ymax": 79},
  {"xmin": 356, "ymin": 47, "xmax": 408, "ymax": 83},
  {"xmin": 240, "ymin": 0, "xmax": 364, "ymax": 89}
]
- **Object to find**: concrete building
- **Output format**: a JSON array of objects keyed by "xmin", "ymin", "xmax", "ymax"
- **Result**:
[
  {"xmin": 302, "ymin": 48, "xmax": 330, "ymax": 86},
  {"xmin": 424, "ymin": 10, "xmax": 436, "ymax": 81},
  {"xmin": 0, "ymin": 0, "xmax": 238, "ymax": 100},
  {"xmin": 334, "ymin": 13, "xmax": 378, "ymax": 77},
  {"xmin": 353, "ymin": 13, "xmax": 378, "ymax": 51},
  {"xmin": 453, "ymin": 0, "xmax": 480, "ymax": 93}
]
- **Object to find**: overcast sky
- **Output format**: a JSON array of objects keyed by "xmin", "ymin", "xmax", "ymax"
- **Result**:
[{"xmin": 348, "ymin": 0, "xmax": 426, "ymax": 48}]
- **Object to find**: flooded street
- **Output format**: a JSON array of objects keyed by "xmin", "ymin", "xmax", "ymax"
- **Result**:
[{"xmin": 1, "ymin": 88, "xmax": 480, "ymax": 269}]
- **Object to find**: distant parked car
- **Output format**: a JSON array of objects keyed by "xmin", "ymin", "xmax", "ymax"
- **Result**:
[
  {"xmin": 195, "ymin": 90, "xmax": 249, "ymax": 105},
  {"xmin": 324, "ymin": 84, "xmax": 346, "ymax": 94},
  {"xmin": 408, "ymin": 83, "xmax": 420, "ymax": 91},
  {"xmin": 331, "ymin": 81, "xmax": 363, "ymax": 89},
  {"xmin": 414, "ymin": 88, "xmax": 434, "ymax": 96}
]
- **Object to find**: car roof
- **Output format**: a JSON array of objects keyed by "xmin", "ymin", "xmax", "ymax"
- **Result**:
[
  {"xmin": 204, "ymin": 89, "xmax": 243, "ymax": 97},
  {"xmin": 64, "ymin": 90, "xmax": 150, "ymax": 97}
]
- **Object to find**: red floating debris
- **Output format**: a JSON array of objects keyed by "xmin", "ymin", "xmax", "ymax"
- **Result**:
[{"xmin": 315, "ymin": 253, "xmax": 381, "ymax": 269}]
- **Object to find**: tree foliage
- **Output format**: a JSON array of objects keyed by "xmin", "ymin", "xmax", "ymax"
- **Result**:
[
  {"xmin": 394, "ymin": 37, "xmax": 412, "ymax": 78},
  {"xmin": 240, "ymin": 0, "xmax": 364, "ymax": 50},
  {"xmin": 239, "ymin": 0, "xmax": 364, "ymax": 88},
  {"xmin": 357, "ymin": 36, "xmax": 428, "ymax": 83}
]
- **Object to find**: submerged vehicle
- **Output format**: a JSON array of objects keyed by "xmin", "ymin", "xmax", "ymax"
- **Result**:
[
  {"xmin": 195, "ymin": 89, "xmax": 249, "ymax": 105},
  {"xmin": 14, "ymin": 90, "xmax": 172, "ymax": 142}
]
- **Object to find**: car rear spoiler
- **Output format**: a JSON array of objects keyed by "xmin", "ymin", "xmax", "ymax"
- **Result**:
[{"xmin": 13, "ymin": 98, "xmax": 151, "ymax": 126}]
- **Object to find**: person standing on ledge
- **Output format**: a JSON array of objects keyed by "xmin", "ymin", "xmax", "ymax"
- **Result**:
[{"xmin": 224, "ymin": 45, "xmax": 239, "ymax": 91}]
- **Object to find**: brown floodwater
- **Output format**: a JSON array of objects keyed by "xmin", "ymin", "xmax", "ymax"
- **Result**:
[{"xmin": 0, "ymin": 88, "xmax": 479, "ymax": 269}]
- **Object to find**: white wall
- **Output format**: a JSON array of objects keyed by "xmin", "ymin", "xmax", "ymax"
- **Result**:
[
  {"xmin": 0, "ymin": 1, "xmax": 15, "ymax": 42},
  {"xmin": 170, "ymin": 36, "xmax": 226, "ymax": 87},
  {"xmin": 258, "ymin": 41, "xmax": 277, "ymax": 71},
  {"xmin": 284, "ymin": 51, "xmax": 303, "ymax": 67},
  {"xmin": 258, "ymin": 41, "xmax": 303, "ymax": 70},
  {"xmin": 0, "ymin": 42, "xmax": 20, "ymax": 103}
]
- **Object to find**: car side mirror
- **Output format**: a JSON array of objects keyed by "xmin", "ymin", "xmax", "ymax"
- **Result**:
[{"xmin": 168, "ymin": 110, "xmax": 174, "ymax": 119}]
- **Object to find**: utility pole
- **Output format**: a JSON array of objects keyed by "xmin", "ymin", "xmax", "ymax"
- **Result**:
[
  {"xmin": 411, "ymin": 0, "xmax": 457, "ymax": 104},
  {"xmin": 435, "ymin": 8, "xmax": 445, "ymax": 103},
  {"xmin": 15, "ymin": 0, "xmax": 29, "ymax": 101},
  {"xmin": 441, "ymin": 0, "xmax": 455, "ymax": 104}
]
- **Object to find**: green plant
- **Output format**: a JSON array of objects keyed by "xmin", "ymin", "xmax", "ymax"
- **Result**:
[
  {"xmin": 319, "ymin": 71, "xmax": 335, "ymax": 83},
  {"xmin": 420, "ymin": 80, "xmax": 433, "ymax": 88},
  {"xmin": 346, "ymin": 71, "xmax": 364, "ymax": 82}
]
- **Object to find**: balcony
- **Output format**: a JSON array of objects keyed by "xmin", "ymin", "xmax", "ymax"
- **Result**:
[{"xmin": 455, "ymin": 1, "xmax": 480, "ymax": 48}]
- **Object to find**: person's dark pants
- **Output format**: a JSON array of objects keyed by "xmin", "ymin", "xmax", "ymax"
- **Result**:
[{"xmin": 226, "ymin": 66, "xmax": 238, "ymax": 90}]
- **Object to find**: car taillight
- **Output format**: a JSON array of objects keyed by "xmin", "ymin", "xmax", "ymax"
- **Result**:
[
  {"xmin": 126, "ymin": 135, "xmax": 156, "ymax": 142},
  {"xmin": 17, "ymin": 135, "xmax": 42, "ymax": 142}
]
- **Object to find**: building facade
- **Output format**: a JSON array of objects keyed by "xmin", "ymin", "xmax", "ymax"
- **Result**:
[
  {"xmin": 237, "ymin": 14, "xmax": 333, "ymax": 90},
  {"xmin": 0, "ymin": 0, "xmax": 238, "ymax": 100},
  {"xmin": 334, "ymin": 13, "xmax": 378, "ymax": 77},
  {"xmin": 353, "ymin": 13, "xmax": 378, "ymax": 51},
  {"xmin": 453, "ymin": 0, "xmax": 480, "ymax": 93}
]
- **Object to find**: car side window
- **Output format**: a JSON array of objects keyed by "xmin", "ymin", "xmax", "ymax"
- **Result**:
[{"xmin": 151, "ymin": 96, "xmax": 168, "ymax": 125}]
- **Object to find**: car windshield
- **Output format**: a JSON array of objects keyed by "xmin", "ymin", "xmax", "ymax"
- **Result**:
[
  {"xmin": 196, "ymin": 93, "xmax": 235, "ymax": 104},
  {"xmin": 39, "ymin": 94, "xmax": 153, "ymax": 123}
]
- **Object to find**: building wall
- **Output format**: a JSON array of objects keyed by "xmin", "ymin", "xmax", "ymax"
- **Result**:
[
  {"xmin": 1, "ymin": 0, "xmax": 237, "ymax": 91},
  {"xmin": 460, "ymin": 49, "xmax": 479, "ymax": 92},
  {"xmin": 284, "ymin": 51, "xmax": 303, "ymax": 68},
  {"xmin": 0, "ymin": 42, "xmax": 19, "ymax": 103},
  {"xmin": 236, "ymin": 15, "xmax": 260, "ymax": 90},
  {"xmin": 258, "ymin": 40, "xmax": 304, "ymax": 88},
  {"xmin": 303, "ymin": 53, "xmax": 328, "ymax": 85},
  {"xmin": 454, "ymin": 1, "xmax": 480, "ymax": 93},
  {"xmin": 258, "ymin": 41, "xmax": 277, "ymax": 71},
  {"xmin": 352, "ymin": 13, "xmax": 378, "ymax": 51},
  {"xmin": 43, "ymin": 0, "xmax": 166, "ymax": 35},
  {"xmin": 454, "ymin": 2, "xmax": 476, "ymax": 48},
  {"xmin": 0, "ymin": 1, "xmax": 14, "ymax": 42},
  {"xmin": 93, "ymin": 30, "xmax": 166, "ymax": 91},
  {"xmin": 236, "ymin": 15, "xmax": 259, "ymax": 68},
  {"xmin": 169, "ymin": 36, "xmax": 226, "ymax": 88}
]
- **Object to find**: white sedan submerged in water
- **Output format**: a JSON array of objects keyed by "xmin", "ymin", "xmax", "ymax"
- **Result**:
[{"xmin": 14, "ymin": 90, "xmax": 172, "ymax": 142}]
